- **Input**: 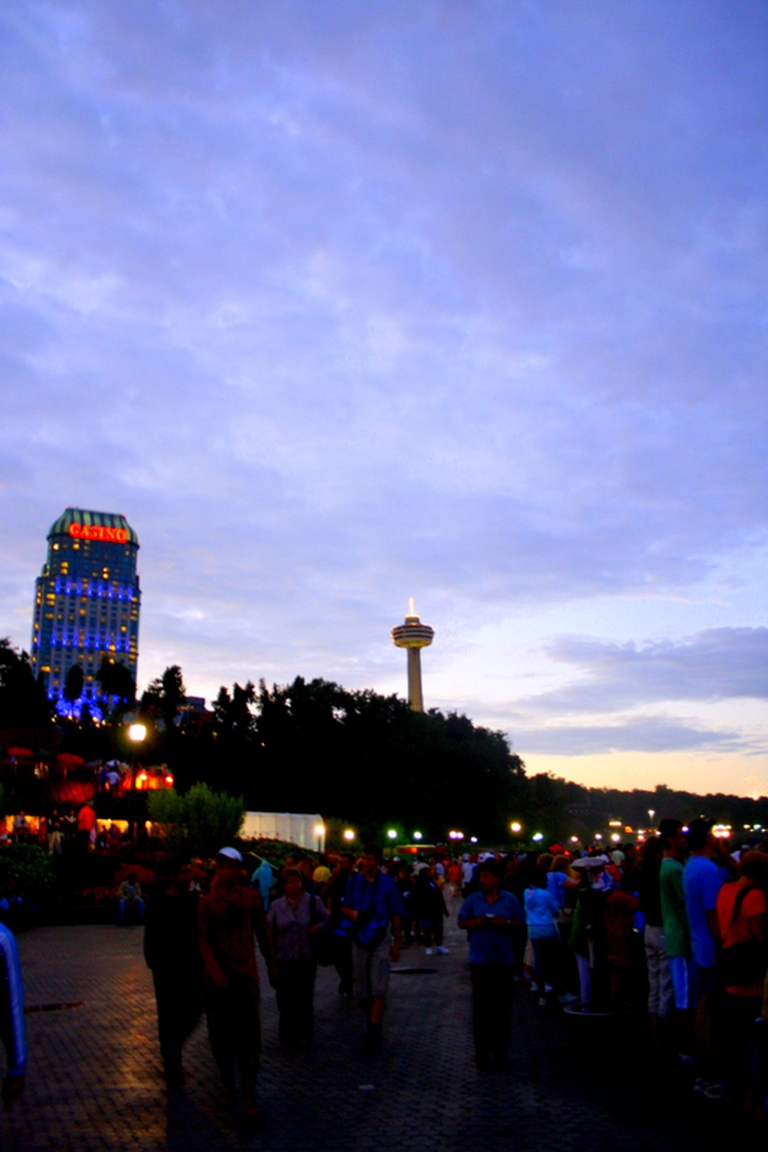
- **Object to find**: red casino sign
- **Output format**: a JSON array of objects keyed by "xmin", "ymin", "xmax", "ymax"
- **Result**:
[{"xmin": 68, "ymin": 523, "xmax": 129, "ymax": 544}]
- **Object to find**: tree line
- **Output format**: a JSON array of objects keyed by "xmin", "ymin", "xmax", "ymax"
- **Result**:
[{"xmin": 1, "ymin": 640, "xmax": 766, "ymax": 843}]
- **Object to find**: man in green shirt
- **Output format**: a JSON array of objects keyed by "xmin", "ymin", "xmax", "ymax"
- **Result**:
[{"xmin": 658, "ymin": 818, "xmax": 692, "ymax": 1062}]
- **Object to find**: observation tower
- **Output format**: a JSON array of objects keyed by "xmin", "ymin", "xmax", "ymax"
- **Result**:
[{"xmin": 390, "ymin": 599, "xmax": 434, "ymax": 712}]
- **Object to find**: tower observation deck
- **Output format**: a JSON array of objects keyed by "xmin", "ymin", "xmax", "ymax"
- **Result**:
[{"xmin": 390, "ymin": 599, "xmax": 434, "ymax": 712}]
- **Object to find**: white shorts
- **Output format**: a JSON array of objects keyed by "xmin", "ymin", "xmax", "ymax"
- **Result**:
[{"xmin": 352, "ymin": 929, "xmax": 392, "ymax": 999}]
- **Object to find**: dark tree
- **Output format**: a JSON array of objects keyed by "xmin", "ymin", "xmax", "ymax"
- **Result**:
[
  {"xmin": 63, "ymin": 664, "xmax": 84, "ymax": 704},
  {"xmin": 0, "ymin": 638, "xmax": 52, "ymax": 729},
  {"xmin": 96, "ymin": 658, "xmax": 136, "ymax": 711},
  {"xmin": 141, "ymin": 665, "xmax": 186, "ymax": 727},
  {"xmin": 246, "ymin": 677, "xmax": 526, "ymax": 839},
  {"xmin": 213, "ymin": 682, "xmax": 256, "ymax": 737}
]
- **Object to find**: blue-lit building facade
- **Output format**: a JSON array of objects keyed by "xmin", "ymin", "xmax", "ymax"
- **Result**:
[{"xmin": 30, "ymin": 509, "xmax": 141, "ymax": 715}]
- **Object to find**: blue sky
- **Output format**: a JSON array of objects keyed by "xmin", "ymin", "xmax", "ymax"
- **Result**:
[{"xmin": 1, "ymin": 1, "xmax": 766, "ymax": 796}]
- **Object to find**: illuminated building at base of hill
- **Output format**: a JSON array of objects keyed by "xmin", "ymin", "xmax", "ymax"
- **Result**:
[{"xmin": 30, "ymin": 508, "xmax": 141, "ymax": 718}]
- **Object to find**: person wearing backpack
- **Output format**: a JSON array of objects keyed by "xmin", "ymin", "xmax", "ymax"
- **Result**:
[{"xmin": 341, "ymin": 844, "xmax": 404, "ymax": 1054}]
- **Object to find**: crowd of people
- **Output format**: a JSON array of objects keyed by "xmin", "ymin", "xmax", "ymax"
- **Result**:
[
  {"xmin": 1, "ymin": 803, "xmax": 128, "ymax": 856},
  {"xmin": 138, "ymin": 822, "xmax": 768, "ymax": 1126},
  {"xmin": 1, "ymin": 819, "xmax": 766, "ymax": 1129}
]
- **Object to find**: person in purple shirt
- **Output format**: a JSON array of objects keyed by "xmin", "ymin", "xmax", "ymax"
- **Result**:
[{"xmin": 267, "ymin": 869, "xmax": 330, "ymax": 1046}]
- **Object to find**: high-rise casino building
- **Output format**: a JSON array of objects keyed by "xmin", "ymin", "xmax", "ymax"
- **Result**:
[{"xmin": 30, "ymin": 508, "xmax": 141, "ymax": 713}]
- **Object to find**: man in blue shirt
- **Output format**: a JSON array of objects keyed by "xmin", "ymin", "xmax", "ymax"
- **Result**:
[
  {"xmin": 458, "ymin": 858, "xmax": 525, "ymax": 1070},
  {"xmin": 342, "ymin": 844, "xmax": 404, "ymax": 1054},
  {"xmin": 682, "ymin": 818, "xmax": 732, "ymax": 1086},
  {"xmin": 683, "ymin": 819, "xmax": 731, "ymax": 973}
]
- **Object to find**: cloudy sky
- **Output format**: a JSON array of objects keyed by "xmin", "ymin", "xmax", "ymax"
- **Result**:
[{"xmin": 1, "ymin": 1, "xmax": 766, "ymax": 797}]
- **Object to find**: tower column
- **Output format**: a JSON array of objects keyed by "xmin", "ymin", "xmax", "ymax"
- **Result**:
[
  {"xmin": 391, "ymin": 601, "xmax": 434, "ymax": 713},
  {"xmin": 407, "ymin": 647, "xmax": 424, "ymax": 713}
]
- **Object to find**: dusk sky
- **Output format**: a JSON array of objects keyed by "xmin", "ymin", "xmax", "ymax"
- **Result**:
[{"xmin": 2, "ymin": 1, "xmax": 766, "ymax": 798}]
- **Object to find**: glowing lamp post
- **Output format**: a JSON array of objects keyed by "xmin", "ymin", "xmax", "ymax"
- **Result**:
[
  {"xmin": 314, "ymin": 823, "xmax": 326, "ymax": 853},
  {"xmin": 128, "ymin": 722, "xmax": 147, "ymax": 846},
  {"xmin": 391, "ymin": 599, "xmax": 434, "ymax": 712}
]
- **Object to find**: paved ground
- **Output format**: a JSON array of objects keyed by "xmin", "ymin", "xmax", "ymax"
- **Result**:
[{"xmin": 0, "ymin": 905, "xmax": 755, "ymax": 1152}]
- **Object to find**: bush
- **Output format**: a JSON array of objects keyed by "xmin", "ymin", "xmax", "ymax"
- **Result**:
[
  {"xmin": 241, "ymin": 838, "xmax": 318, "ymax": 870},
  {"xmin": 0, "ymin": 843, "xmax": 56, "ymax": 897},
  {"xmin": 148, "ymin": 783, "xmax": 244, "ymax": 860}
]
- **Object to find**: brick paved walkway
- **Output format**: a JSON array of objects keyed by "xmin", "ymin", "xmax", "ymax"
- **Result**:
[{"xmin": 1, "ymin": 909, "xmax": 750, "ymax": 1152}]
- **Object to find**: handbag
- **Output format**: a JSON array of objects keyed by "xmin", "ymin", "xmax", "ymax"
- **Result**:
[{"xmin": 309, "ymin": 896, "xmax": 334, "ymax": 966}]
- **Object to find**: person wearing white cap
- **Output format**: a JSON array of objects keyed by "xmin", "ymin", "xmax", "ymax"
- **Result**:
[{"xmin": 198, "ymin": 847, "xmax": 276, "ymax": 1124}]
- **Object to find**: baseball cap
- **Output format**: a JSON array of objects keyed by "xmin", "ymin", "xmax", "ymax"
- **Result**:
[{"xmin": 217, "ymin": 846, "xmax": 243, "ymax": 862}]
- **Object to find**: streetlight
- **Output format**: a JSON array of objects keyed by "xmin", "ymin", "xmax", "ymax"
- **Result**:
[
  {"xmin": 510, "ymin": 822, "xmax": 522, "ymax": 835},
  {"xmin": 413, "ymin": 831, "xmax": 423, "ymax": 841},
  {"xmin": 343, "ymin": 828, "xmax": 356, "ymax": 843},
  {"xmin": 314, "ymin": 823, "xmax": 326, "ymax": 853},
  {"xmin": 532, "ymin": 832, "xmax": 544, "ymax": 843},
  {"xmin": 128, "ymin": 722, "xmax": 147, "ymax": 846}
]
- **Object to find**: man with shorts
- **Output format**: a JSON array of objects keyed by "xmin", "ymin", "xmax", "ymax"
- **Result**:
[
  {"xmin": 342, "ymin": 844, "xmax": 403, "ymax": 1054},
  {"xmin": 658, "ymin": 818, "xmax": 693, "ymax": 1063}
]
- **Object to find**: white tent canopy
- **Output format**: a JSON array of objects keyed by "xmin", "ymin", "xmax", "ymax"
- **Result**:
[{"xmin": 241, "ymin": 811, "xmax": 324, "ymax": 851}]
